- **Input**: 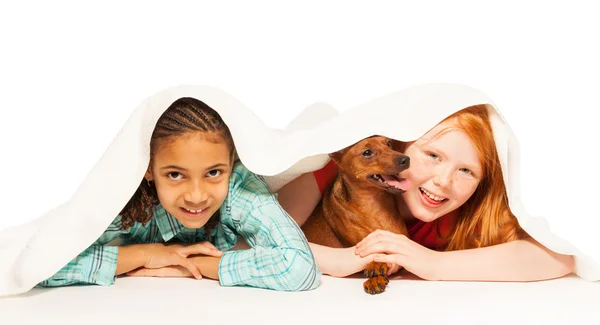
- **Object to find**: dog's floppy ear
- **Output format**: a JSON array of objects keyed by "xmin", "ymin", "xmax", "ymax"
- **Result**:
[
  {"xmin": 329, "ymin": 147, "xmax": 349, "ymax": 164},
  {"xmin": 390, "ymin": 139, "xmax": 405, "ymax": 152}
]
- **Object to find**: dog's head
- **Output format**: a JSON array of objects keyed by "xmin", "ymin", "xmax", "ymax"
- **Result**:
[{"xmin": 329, "ymin": 136, "xmax": 410, "ymax": 194}]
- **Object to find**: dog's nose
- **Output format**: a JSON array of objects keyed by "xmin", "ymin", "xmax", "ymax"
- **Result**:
[{"xmin": 396, "ymin": 155, "xmax": 410, "ymax": 168}]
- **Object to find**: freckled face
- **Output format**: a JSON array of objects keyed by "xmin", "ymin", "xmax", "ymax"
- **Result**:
[{"xmin": 396, "ymin": 121, "xmax": 483, "ymax": 222}]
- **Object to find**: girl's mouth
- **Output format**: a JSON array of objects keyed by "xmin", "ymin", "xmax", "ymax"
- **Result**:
[
  {"xmin": 180, "ymin": 207, "xmax": 208, "ymax": 219},
  {"xmin": 419, "ymin": 187, "xmax": 448, "ymax": 208}
]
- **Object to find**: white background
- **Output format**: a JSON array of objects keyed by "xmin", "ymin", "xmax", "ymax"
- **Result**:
[{"xmin": 0, "ymin": 1, "xmax": 598, "ymax": 262}]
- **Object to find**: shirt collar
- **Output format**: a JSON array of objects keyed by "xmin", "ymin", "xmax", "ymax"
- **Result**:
[{"xmin": 154, "ymin": 204, "xmax": 185, "ymax": 242}]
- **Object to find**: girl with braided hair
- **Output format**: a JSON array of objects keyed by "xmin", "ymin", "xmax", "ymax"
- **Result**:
[{"xmin": 37, "ymin": 97, "xmax": 320, "ymax": 292}]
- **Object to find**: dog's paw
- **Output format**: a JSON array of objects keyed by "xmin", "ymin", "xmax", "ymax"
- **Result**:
[
  {"xmin": 363, "ymin": 276, "xmax": 389, "ymax": 295},
  {"xmin": 363, "ymin": 261, "xmax": 388, "ymax": 278}
]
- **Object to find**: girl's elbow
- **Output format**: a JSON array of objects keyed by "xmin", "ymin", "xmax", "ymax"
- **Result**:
[
  {"xmin": 526, "ymin": 238, "xmax": 575, "ymax": 279},
  {"xmin": 556, "ymin": 254, "xmax": 575, "ymax": 277},
  {"xmin": 539, "ymin": 252, "xmax": 575, "ymax": 280},
  {"xmin": 280, "ymin": 253, "xmax": 321, "ymax": 291}
]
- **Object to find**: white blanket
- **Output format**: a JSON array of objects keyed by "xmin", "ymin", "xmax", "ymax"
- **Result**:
[
  {"xmin": 2, "ymin": 275, "xmax": 597, "ymax": 325},
  {"xmin": 0, "ymin": 83, "xmax": 598, "ymax": 297}
]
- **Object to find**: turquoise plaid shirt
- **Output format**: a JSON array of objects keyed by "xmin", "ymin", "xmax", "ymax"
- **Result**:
[{"xmin": 37, "ymin": 162, "xmax": 321, "ymax": 291}]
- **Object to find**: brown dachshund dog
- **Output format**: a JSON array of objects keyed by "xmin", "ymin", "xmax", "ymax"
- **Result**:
[{"xmin": 302, "ymin": 136, "xmax": 410, "ymax": 294}]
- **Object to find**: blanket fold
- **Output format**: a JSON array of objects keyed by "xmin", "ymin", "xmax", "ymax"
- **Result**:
[{"xmin": 1, "ymin": 83, "xmax": 597, "ymax": 296}]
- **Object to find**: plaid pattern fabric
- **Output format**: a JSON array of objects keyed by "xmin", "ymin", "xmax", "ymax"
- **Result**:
[{"xmin": 38, "ymin": 162, "xmax": 320, "ymax": 291}]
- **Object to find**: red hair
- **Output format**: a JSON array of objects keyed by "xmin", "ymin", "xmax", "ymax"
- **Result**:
[{"xmin": 441, "ymin": 104, "xmax": 527, "ymax": 250}]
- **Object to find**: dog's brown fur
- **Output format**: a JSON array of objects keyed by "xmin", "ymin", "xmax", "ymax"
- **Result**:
[{"xmin": 302, "ymin": 136, "xmax": 410, "ymax": 294}]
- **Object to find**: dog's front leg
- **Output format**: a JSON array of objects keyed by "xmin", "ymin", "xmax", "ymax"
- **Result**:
[{"xmin": 363, "ymin": 261, "xmax": 389, "ymax": 294}]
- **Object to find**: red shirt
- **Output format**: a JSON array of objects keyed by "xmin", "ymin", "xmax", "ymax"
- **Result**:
[{"xmin": 313, "ymin": 160, "xmax": 457, "ymax": 250}]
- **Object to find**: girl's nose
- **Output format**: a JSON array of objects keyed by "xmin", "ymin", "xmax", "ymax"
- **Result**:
[
  {"xmin": 433, "ymin": 166, "xmax": 453, "ymax": 188},
  {"xmin": 184, "ymin": 183, "xmax": 209, "ymax": 203}
]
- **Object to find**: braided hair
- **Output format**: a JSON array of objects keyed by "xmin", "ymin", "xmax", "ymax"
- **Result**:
[{"xmin": 118, "ymin": 97, "xmax": 235, "ymax": 232}]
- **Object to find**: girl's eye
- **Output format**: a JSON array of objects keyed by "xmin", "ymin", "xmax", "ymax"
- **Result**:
[
  {"xmin": 459, "ymin": 168, "xmax": 472, "ymax": 175},
  {"xmin": 207, "ymin": 169, "xmax": 222, "ymax": 178},
  {"xmin": 428, "ymin": 152, "xmax": 440, "ymax": 160},
  {"xmin": 362, "ymin": 149, "xmax": 373, "ymax": 157},
  {"xmin": 167, "ymin": 172, "xmax": 183, "ymax": 180}
]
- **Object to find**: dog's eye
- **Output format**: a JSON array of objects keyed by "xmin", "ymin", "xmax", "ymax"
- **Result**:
[
  {"xmin": 362, "ymin": 149, "xmax": 373, "ymax": 157},
  {"xmin": 387, "ymin": 140, "xmax": 392, "ymax": 148}
]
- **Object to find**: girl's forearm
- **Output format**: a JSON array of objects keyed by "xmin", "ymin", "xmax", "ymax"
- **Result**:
[
  {"xmin": 437, "ymin": 238, "xmax": 575, "ymax": 282},
  {"xmin": 116, "ymin": 245, "xmax": 149, "ymax": 275},
  {"xmin": 189, "ymin": 256, "xmax": 221, "ymax": 280},
  {"xmin": 309, "ymin": 243, "xmax": 371, "ymax": 277}
]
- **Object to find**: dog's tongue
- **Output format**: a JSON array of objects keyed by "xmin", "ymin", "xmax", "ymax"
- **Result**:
[{"xmin": 381, "ymin": 175, "xmax": 409, "ymax": 191}]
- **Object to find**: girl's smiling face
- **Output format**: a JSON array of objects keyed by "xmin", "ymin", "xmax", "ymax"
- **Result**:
[
  {"xmin": 145, "ymin": 132, "xmax": 233, "ymax": 229},
  {"xmin": 396, "ymin": 120, "xmax": 483, "ymax": 223}
]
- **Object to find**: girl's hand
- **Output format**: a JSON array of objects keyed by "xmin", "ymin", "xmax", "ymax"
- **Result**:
[
  {"xmin": 335, "ymin": 246, "xmax": 376, "ymax": 277},
  {"xmin": 310, "ymin": 244, "xmax": 375, "ymax": 277},
  {"xmin": 355, "ymin": 230, "xmax": 442, "ymax": 280},
  {"xmin": 142, "ymin": 242, "xmax": 223, "ymax": 279},
  {"xmin": 385, "ymin": 262, "xmax": 402, "ymax": 276},
  {"xmin": 127, "ymin": 265, "xmax": 193, "ymax": 278}
]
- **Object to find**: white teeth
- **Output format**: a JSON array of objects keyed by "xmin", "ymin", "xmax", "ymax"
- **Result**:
[
  {"xmin": 184, "ymin": 208, "xmax": 204, "ymax": 213},
  {"xmin": 420, "ymin": 188, "xmax": 446, "ymax": 202}
]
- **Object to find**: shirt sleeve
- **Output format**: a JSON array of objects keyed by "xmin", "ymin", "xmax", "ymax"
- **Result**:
[
  {"xmin": 218, "ymin": 200, "xmax": 321, "ymax": 292},
  {"xmin": 36, "ymin": 216, "xmax": 134, "ymax": 287},
  {"xmin": 36, "ymin": 245, "xmax": 119, "ymax": 287}
]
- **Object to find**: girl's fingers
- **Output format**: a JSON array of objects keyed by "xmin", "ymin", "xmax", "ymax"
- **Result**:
[
  {"xmin": 181, "ymin": 242, "xmax": 223, "ymax": 258},
  {"xmin": 177, "ymin": 255, "xmax": 203, "ymax": 280},
  {"xmin": 387, "ymin": 263, "xmax": 402, "ymax": 276},
  {"xmin": 373, "ymin": 254, "xmax": 404, "ymax": 266},
  {"xmin": 156, "ymin": 266, "xmax": 193, "ymax": 277},
  {"xmin": 356, "ymin": 241, "xmax": 402, "ymax": 257},
  {"xmin": 386, "ymin": 266, "xmax": 394, "ymax": 276},
  {"xmin": 357, "ymin": 230, "xmax": 403, "ymax": 248},
  {"xmin": 127, "ymin": 266, "xmax": 193, "ymax": 278}
]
